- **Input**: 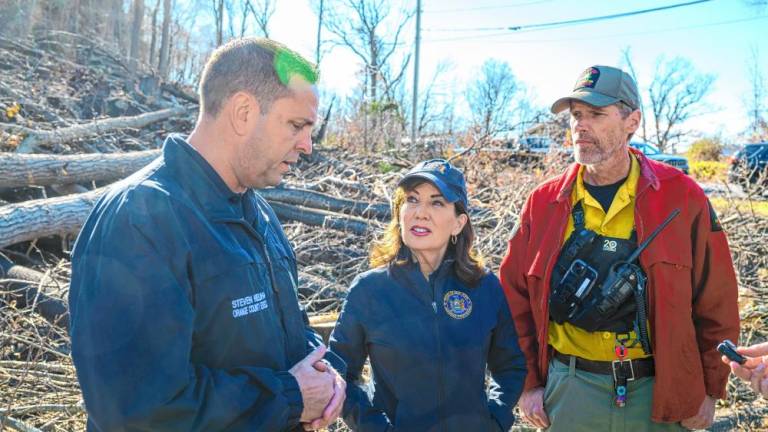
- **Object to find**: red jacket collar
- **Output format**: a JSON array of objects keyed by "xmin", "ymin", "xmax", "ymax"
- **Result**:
[{"xmin": 552, "ymin": 147, "xmax": 664, "ymax": 203}]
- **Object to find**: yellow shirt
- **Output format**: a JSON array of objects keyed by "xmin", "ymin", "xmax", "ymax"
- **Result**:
[{"xmin": 547, "ymin": 155, "xmax": 651, "ymax": 361}]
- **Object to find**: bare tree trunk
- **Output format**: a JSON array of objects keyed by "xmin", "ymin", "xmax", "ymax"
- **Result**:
[
  {"xmin": 129, "ymin": 0, "xmax": 145, "ymax": 70},
  {"xmin": 369, "ymin": 31, "xmax": 378, "ymax": 102},
  {"xmin": 176, "ymin": 32, "xmax": 191, "ymax": 81},
  {"xmin": 621, "ymin": 47, "xmax": 648, "ymax": 141},
  {"xmin": 312, "ymin": 95, "xmax": 334, "ymax": 144},
  {"xmin": 746, "ymin": 46, "xmax": 766, "ymax": 140},
  {"xmin": 213, "ymin": 0, "xmax": 224, "ymax": 46},
  {"xmin": 315, "ymin": 0, "xmax": 324, "ymax": 65},
  {"xmin": 79, "ymin": 0, "xmax": 93, "ymax": 37},
  {"xmin": 69, "ymin": 0, "xmax": 80, "ymax": 34},
  {"xmin": 368, "ymin": 30, "xmax": 379, "ymax": 134},
  {"xmin": 167, "ymin": 20, "xmax": 175, "ymax": 75},
  {"xmin": 248, "ymin": 0, "xmax": 274, "ymax": 38},
  {"xmin": 158, "ymin": 0, "xmax": 172, "ymax": 79},
  {"xmin": 27, "ymin": 0, "xmax": 39, "ymax": 35},
  {"xmin": 240, "ymin": 0, "xmax": 252, "ymax": 37},
  {"xmin": 0, "ymin": 150, "xmax": 160, "ymax": 188},
  {"xmin": 111, "ymin": 0, "xmax": 124, "ymax": 50},
  {"xmin": 149, "ymin": 0, "xmax": 161, "ymax": 67},
  {"xmin": 225, "ymin": 0, "xmax": 235, "ymax": 39},
  {"xmin": 647, "ymin": 57, "xmax": 714, "ymax": 152}
]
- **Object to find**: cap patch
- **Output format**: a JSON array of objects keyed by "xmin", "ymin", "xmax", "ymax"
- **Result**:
[{"xmin": 576, "ymin": 67, "xmax": 600, "ymax": 89}]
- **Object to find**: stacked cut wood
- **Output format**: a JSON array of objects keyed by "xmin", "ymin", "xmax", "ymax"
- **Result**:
[{"xmin": 1, "ymin": 34, "xmax": 767, "ymax": 432}]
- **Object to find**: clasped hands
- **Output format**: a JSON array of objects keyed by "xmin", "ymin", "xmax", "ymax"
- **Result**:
[{"xmin": 290, "ymin": 345, "xmax": 347, "ymax": 431}]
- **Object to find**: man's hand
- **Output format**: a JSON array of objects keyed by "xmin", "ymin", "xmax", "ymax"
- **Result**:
[
  {"xmin": 519, "ymin": 387, "xmax": 549, "ymax": 429},
  {"xmin": 722, "ymin": 342, "xmax": 768, "ymax": 398},
  {"xmin": 302, "ymin": 359, "xmax": 347, "ymax": 431},
  {"xmin": 680, "ymin": 395, "xmax": 715, "ymax": 430},
  {"xmin": 289, "ymin": 345, "xmax": 335, "ymax": 423}
]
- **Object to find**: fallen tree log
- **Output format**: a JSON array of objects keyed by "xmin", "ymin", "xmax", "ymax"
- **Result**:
[
  {"xmin": 261, "ymin": 187, "xmax": 390, "ymax": 220},
  {"xmin": 270, "ymin": 202, "xmax": 371, "ymax": 236},
  {"xmin": 302, "ymin": 175, "xmax": 372, "ymax": 196},
  {"xmin": 0, "ymin": 150, "xmax": 160, "ymax": 188},
  {"xmin": 0, "ymin": 186, "xmax": 375, "ymax": 248},
  {"xmin": 295, "ymin": 246, "xmax": 365, "ymax": 267},
  {"xmin": 0, "ymin": 255, "xmax": 68, "ymax": 329},
  {"xmin": 162, "ymin": 83, "xmax": 199, "ymax": 104},
  {"xmin": 0, "ymin": 188, "xmax": 104, "ymax": 248},
  {"xmin": 0, "ymin": 36, "xmax": 45, "ymax": 59},
  {"xmin": 11, "ymin": 106, "xmax": 186, "ymax": 153}
]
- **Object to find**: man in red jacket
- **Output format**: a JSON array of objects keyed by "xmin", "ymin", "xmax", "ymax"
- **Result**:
[{"xmin": 500, "ymin": 65, "xmax": 739, "ymax": 431}]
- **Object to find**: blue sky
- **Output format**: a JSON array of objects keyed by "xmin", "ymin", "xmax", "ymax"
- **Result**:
[{"xmin": 239, "ymin": 0, "xmax": 767, "ymax": 144}]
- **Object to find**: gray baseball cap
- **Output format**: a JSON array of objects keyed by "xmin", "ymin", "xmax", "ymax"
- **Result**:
[{"xmin": 551, "ymin": 65, "xmax": 640, "ymax": 114}]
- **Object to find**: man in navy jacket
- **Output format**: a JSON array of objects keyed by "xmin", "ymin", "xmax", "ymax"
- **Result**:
[{"xmin": 69, "ymin": 38, "xmax": 345, "ymax": 431}]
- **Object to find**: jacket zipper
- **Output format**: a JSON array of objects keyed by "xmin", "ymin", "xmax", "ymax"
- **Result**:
[
  {"xmin": 241, "ymin": 219, "xmax": 291, "ymax": 361},
  {"xmin": 430, "ymin": 274, "xmax": 445, "ymax": 430},
  {"xmin": 634, "ymin": 184, "xmax": 654, "ymax": 350}
]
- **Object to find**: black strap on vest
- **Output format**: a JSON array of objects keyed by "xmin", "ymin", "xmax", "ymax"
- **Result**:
[
  {"xmin": 573, "ymin": 201, "xmax": 587, "ymax": 231},
  {"xmin": 571, "ymin": 201, "xmax": 636, "ymax": 243}
]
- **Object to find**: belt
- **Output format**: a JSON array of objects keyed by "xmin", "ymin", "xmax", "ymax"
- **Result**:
[{"xmin": 553, "ymin": 351, "xmax": 655, "ymax": 381}]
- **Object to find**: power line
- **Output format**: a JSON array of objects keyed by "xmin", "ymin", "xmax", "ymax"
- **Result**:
[
  {"xmin": 423, "ymin": 14, "xmax": 767, "ymax": 44},
  {"xmin": 426, "ymin": 0, "xmax": 552, "ymax": 14},
  {"xmin": 425, "ymin": 0, "xmax": 713, "ymax": 32}
]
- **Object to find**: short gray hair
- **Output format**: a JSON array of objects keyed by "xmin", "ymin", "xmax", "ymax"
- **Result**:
[
  {"xmin": 198, "ymin": 38, "xmax": 318, "ymax": 117},
  {"xmin": 616, "ymin": 101, "xmax": 638, "ymax": 142},
  {"xmin": 617, "ymin": 101, "xmax": 635, "ymax": 119}
]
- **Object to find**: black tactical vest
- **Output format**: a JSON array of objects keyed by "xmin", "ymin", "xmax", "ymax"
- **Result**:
[{"xmin": 549, "ymin": 201, "xmax": 639, "ymax": 333}]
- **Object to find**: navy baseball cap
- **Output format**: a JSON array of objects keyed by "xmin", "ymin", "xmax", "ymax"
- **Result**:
[{"xmin": 398, "ymin": 159, "xmax": 469, "ymax": 209}]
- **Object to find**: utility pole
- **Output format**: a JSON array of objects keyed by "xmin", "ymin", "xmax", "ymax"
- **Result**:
[
  {"xmin": 315, "ymin": 0, "xmax": 324, "ymax": 65},
  {"xmin": 410, "ymin": 0, "xmax": 421, "ymax": 147}
]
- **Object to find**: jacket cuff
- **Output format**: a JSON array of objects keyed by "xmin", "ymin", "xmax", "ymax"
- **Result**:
[
  {"xmin": 276, "ymin": 371, "xmax": 304, "ymax": 426},
  {"xmin": 487, "ymin": 400, "xmax": 511, "ymax": 432},
  {"xmin": 522, "ymin": 366, "xmax": 544, "ymax": 391}
]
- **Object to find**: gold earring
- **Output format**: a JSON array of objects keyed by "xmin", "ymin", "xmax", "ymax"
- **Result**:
[{"xmin": 451, "ymin": 234, "xmax": 457, "ymax": 245}]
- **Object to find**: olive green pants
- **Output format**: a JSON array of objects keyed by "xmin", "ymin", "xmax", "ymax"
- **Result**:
[{"xmin": 543, "ymin": 357, "xmax": 685, "ymax": 432}]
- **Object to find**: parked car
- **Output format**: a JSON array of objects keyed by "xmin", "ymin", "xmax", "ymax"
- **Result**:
[
  {"xmin": 517, "ymin": 135, "xmax": 554, "ymax": 154},
  {"xmin": 727, "ymin": 142, "xmax": 768, "ymax": 188},
  {"xmin": 629, "ymin": 141, "xmax": 689, "ymax": 174}
]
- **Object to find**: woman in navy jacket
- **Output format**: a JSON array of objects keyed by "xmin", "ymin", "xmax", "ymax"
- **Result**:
[{"xmin": 330, "ymin": 159, "xmax": 527, "ymax": 432}]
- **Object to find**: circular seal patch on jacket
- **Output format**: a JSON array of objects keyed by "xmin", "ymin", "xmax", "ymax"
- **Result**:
[{"xmin": 443, "ymin": 291, "xmax": 472, "ymax": 319}]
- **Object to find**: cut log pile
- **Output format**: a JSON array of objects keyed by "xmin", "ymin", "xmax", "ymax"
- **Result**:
[{"xmin": 1, "ymin": 35, "xmax": 766, "ymax": 431}]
